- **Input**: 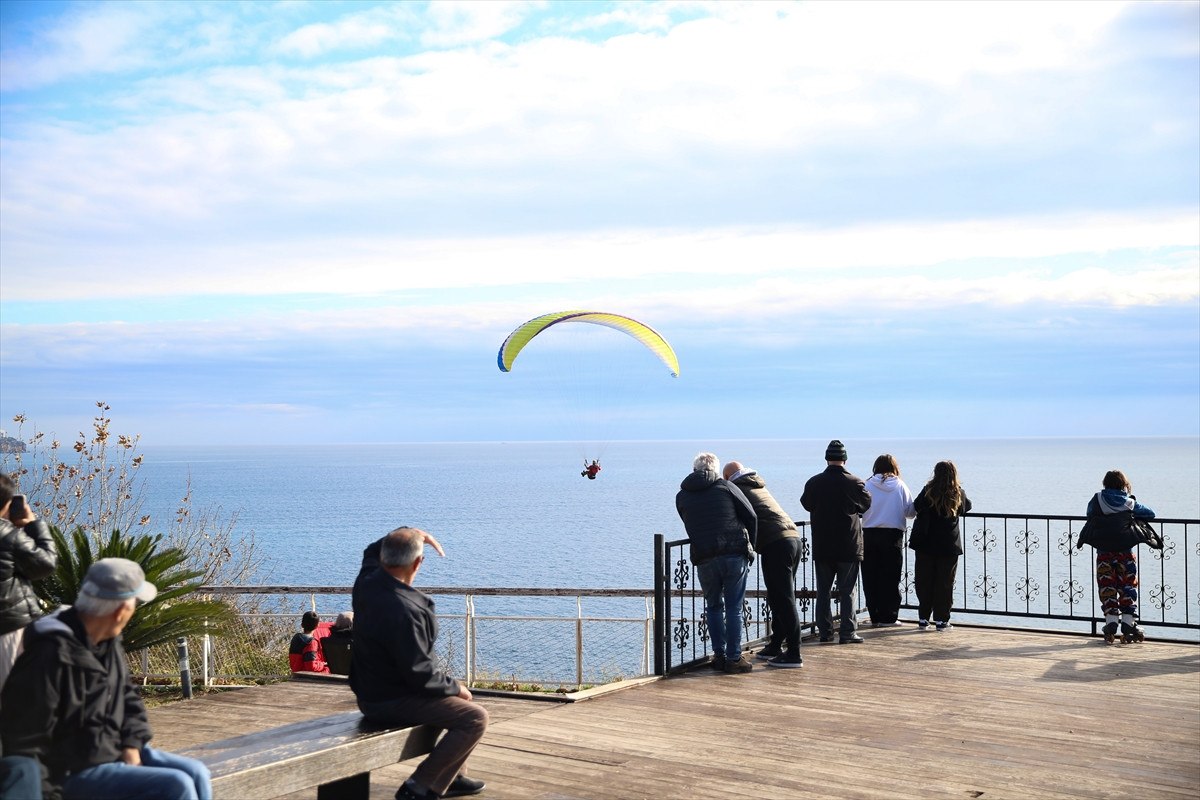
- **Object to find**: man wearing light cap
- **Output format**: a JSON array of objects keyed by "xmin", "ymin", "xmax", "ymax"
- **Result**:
[
  {"xmin": 0, "ymin": 558, "xmax": 212, "ymax": 800},
  {"xmin": 801, "ymin": 440, "xmax": 872, "ymax": 644}
]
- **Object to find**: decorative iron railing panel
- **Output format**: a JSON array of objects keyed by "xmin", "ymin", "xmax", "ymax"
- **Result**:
[{"xmin": 654, "ymin": 514, "xmax": 1199, "ymax": 676}]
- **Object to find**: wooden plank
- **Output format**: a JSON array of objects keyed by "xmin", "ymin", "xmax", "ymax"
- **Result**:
[{"xmin": 152, "ymin": 627, "xmax": 1200, "ymax": 800}]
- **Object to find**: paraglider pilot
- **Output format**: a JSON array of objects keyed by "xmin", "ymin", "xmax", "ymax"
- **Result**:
[{"xmin": 582, "ymin": 460, "xmax": 602, "ymax": 480}]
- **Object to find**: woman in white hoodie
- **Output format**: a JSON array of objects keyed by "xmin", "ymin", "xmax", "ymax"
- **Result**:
[{"xmin": 861, "ymin": 454, "xmax": 916, "ymax": 626}]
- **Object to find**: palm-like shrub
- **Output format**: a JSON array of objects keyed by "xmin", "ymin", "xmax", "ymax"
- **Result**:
[{"xmin": 35, "ymin": 526, "xmax": 237, "ymax": 651}]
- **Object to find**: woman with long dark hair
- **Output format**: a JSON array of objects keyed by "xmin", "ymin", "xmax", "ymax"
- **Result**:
[{"xmin": 909, "ymin": 461, "xmax": 972, "ymax": 631}]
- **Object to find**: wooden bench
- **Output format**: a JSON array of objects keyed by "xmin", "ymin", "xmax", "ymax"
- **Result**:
[{"xmin": 181, "ymin": 711, "xmax": 437, "ymax": 800}]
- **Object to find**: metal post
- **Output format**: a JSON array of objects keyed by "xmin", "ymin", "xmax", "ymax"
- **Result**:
[
  {"xmin": 575, "ymin": 596, "xmax": 584, "ymax": 688},
  {"xmin": 643, "ymin": 595, "xmax": 653, "ymax": 676},
  {"xmin": 202, "ymin": 619, "xmax": 211, "ymax": 689},
  {"xmin": 653, "ymin": 533, "xmax": 665, "ymax": 676},
  {"xmin": 176, "ymin": 638, "xmax": 193, "ymax": 700},
  {"xmin": 464, "ymin": 595, "xmax": 475, "ymax": 686}
]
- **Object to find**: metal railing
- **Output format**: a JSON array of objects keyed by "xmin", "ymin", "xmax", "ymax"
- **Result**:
[
  {"xmin": 133, "ymin": 587, "xmax": 655, "ymax": 689},
  {"xmin": 653, "ymin": 514, "xmax": 1200, "ymax": 676},
  {"xmin": 130, "ymin": 513, "xmax": 1199, "ymax": 687}
]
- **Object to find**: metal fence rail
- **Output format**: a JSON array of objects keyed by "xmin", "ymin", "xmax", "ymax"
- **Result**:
[
  {"xmin": 131, "ymin": 587, "xmax": 654, "ymax": 689},
  {"xmin": 654, "ymin": 514, "xmax": 1200, "ymax": 676},
  {"xmin": 129, "ymin": 513, "xmax": 1198, "ymax": 687}
]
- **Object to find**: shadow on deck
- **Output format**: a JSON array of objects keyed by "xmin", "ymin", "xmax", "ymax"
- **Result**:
[{"xmin": 149, "ymin": 625, "xmax": 1200, "ymax": 800}]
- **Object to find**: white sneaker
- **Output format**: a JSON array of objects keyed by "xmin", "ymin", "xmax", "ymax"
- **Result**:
[{"xmin": 918, "ymin": 620, "xmax": 930, "ymax": 631}]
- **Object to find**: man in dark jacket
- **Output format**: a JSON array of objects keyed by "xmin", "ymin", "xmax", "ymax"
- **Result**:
[
  {"xmin": 801, "ymin": 440, "xmax": 872, "ymax": 644},
  {"xmin": 0, "ymin": 558, "xmax": 211, "ymax": 800},
  {"xmin": 724, "ymin": 461, "xmax": 803, "ymax": 668},
  {"xmin": 675, "ymin": 452, "xmax": 758, "ymax": 674},
  {"xmin": 351, "ymin": 527, "xmax": 487, "ymax": 800},
  {"xmin": 0, "ymin": 474, "xmax": 57, "ymax": 702}
]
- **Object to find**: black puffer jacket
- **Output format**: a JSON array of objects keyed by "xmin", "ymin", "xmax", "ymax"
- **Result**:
[
  {"xmin": 675, "ymin": 469, "xmax": 757, "ymax": 565},
  {"xmin": 0, "ymin": 518, "xmax": 57, "ymax": 635},
  {"xmin": 0, "ymin": 607, "xmax": 153, "ymax": 799}
]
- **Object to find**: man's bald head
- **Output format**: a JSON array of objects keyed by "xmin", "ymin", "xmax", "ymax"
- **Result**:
[{"xmin": 722, "ymin": 461, "xmax": 743, "ymax": 480}]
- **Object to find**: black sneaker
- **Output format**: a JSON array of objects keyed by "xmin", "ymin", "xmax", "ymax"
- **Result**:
[
  {"xmin": 766, "ymin": 652, "xmax": 803, "ymax": 669},
  {"xmin": 839, "ymin": 634, "xmax": 864, "ymax": 644},
  {"xmin": 709, "ymin": 654, "xmax": 727, "ymax": 670},
  {"xmin": 817, "ymin": 634, "xmax": 835, "ymax": 644},
  {"xmin": 443, "ymin": 774, "xmax": 486, "ymax": 798},
  {"xmin": 756, "ymin": 643, "xmax": 783, "ymax": 660}
]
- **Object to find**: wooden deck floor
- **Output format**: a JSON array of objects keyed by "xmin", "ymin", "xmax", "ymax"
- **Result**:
[{"xmin": 149, "ymin": 625, "xmax": 1200, "ymax": 799}]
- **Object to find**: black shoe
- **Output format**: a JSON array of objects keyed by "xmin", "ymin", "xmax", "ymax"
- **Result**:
[
  {"xmin": 443, "ymin": 774, "xmax": 487, "ymax": 798},
  {"xmin": 839, "ymin": 634, "xmax": 864, "ymax": 644},
  {"xmin": 756, "ymin": 642, "xmax": 783, "ymax": 660},
  {"xmin": 709, "ymin": 654, "xmax": 726, "ymax": 670},
  {"xmin": 395, "ymin": 782, "xmax": 437, "ymax": 800},
  {"xmin": 817, "ymin": 634, "xmax": 835, "ymax": 644}
]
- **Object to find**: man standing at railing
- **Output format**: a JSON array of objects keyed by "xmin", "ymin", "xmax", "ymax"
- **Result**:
[
  {"xmin": 801, "ymin": 440, "xmax": 872, "ymax": 645},
  {"xmin": 724, "ymin": 461, "xmax": 804, "ymax": 669},
  {"xmin": 351, "ymin": 527, "xmax": 488, "ymax": 800},
  {"xmin": 676, "ymin": 452, "xmax": 758, "ymax": 674}
]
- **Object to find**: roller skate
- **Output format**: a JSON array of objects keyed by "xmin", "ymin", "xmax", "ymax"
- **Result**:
[
  {"xmin": 1102, "ymin": 621, "xmax": 1119, "ymax": 644},
  {"xmin": 1120, "ymin": 620, "xmax": 1145, "ymax": 644}
]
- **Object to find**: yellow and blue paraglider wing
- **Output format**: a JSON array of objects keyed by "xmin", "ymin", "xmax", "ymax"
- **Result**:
[{"xmin": 497, "ymin": 311, "xmax": 680, "ymax": 377}]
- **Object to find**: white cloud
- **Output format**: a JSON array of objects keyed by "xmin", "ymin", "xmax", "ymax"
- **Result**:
[
  {"xmin": 421, "ymin": 1, "xmax": 544, "ymax": 48},
  {"xmin": 275, "ymin": 6, "xmax": 413, "ymax": 58},
  {"xmin": 0, "ymin": 3, "xmax": 157, "ymax": 91}
]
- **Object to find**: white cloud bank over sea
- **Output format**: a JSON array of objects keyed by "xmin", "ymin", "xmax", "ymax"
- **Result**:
[{"xmin": 0, "ymin": 1, "xmax": 1197, "ymax": 444}]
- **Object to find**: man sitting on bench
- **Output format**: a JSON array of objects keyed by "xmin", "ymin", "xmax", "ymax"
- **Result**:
[
  {"xmin": 1, "ymin": 558, "xmax": 212, "ymax": 800},
  {"xmin": 352, "ymin": 527, "xmax": 488, "ymax": 800}
]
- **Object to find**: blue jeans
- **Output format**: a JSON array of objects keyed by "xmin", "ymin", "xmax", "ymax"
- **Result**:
[
  {"xmin": 62, "ymin": 746, "xmax": 211, "ymax": 800},
  {"xmin": 696, "ymin": 554, "xmax": 750, "ymax": 660},
  {"xmin": 815, "ymin": 560, "xmax": 861, "ymax": 638},
  {"xmin": 1, "ymin": 755, "xmax": 43, "ymax": 800}
]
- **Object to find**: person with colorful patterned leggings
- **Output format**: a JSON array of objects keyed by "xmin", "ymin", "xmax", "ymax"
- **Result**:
[{"xmin": 1077, "ymin": 470, "xmax": 1155, "ymax": 644}]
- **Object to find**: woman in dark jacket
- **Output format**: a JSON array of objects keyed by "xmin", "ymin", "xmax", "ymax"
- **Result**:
[
  {"xmin": 908, "ymin": 461, "xmax": 971, "ymax": 632},
  {"xmin": 0, "ymin": 475, "xmax": 58, "ymax": 699}
]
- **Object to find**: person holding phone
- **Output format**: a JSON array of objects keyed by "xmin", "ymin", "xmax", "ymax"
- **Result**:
[{"xmin": 0, "ymin": 473, "xmax": 57, "ymax": 703}]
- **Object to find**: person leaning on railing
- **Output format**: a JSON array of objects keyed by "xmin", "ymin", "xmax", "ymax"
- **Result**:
[
  {"xmin": 1076, "ymin": 470, "xmax": 1155, "ymax": 644},
  {"xmin": 908, "ymin": 461, "xmax": 972, "ymax": 632}
]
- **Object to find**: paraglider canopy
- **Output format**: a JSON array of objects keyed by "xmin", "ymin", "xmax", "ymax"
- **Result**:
[{"xmin": 497, "ymin": 311, "xmax": 680, "ymax": 377}]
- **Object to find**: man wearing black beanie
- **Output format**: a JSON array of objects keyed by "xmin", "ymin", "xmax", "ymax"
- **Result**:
[{"xmin": 801, "ymin": 440, "xmax": 872, "ymax": 644}]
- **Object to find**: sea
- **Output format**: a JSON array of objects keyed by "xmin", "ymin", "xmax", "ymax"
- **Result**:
[{"xmin": 123, "ymin": 437, "xmax": 1200, "ymax": 590}]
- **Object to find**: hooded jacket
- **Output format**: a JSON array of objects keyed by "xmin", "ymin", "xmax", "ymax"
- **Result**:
[
  {"xmin": 0, "ymin": 606, "xmax": 152, "ymax": 799},
  {"xmin": 726, "ymin": 470, "xmax": 797, "ymax": 552},
  {"xmin": 1076, "ymin": 489, "xmax": 1155, "ymax": 552},
  {"xmin": 675, "ymin": 469, "xmax": 757, "ymax": 566},
  {"xmin": 0, "ymin": 518, "xmax": 57, "ymax": 636},
  {"xmin": 800, "ymin": 465, "xmax": 871, "ymax": 562},
  {"xmin": 861, "ymin": 475, "xmax": 916, "ymax": 532}
]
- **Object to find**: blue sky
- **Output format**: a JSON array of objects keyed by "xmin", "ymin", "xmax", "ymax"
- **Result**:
[{"xmin": 1, "ymin": 0, "xmax": 1197, "ymax": 445}]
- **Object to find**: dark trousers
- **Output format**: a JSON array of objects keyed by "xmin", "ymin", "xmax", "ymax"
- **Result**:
[
  {"xmin": 760, "ymin": 537, "xmax": 802, "ymax": 653},
  {"xmin": 358, "ymin": 693, "xmax": 489, "ymax": 796},
  {"xmin": 914, "ymin": 551, "xmax": 959, "ymax": 623},
  {"xmin": 861, "ymin": 528, "xmax": 904, "ymax": 624},
  {"xmin": 815, "ymin": 559, "xmax": 860, "ymax": 638}
]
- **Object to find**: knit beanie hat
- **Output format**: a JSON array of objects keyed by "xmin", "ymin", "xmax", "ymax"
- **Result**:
[{"xmin": 825, "ymin": 440, "xmax": 848, "ymax": 461}]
